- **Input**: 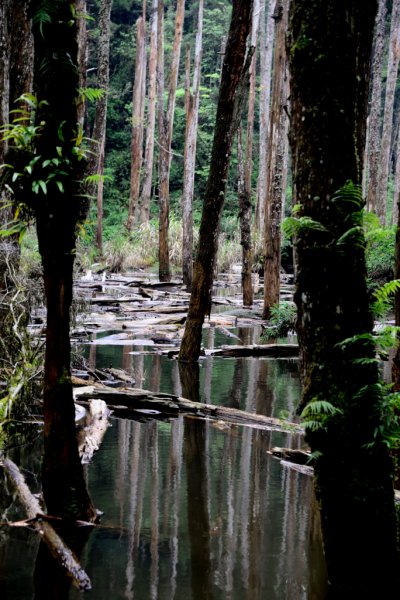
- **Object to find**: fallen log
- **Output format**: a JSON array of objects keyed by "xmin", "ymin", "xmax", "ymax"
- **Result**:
[
  {"xmin": 1, "ymin": 457, "xmax": 91, "ymax": 590},
  {"xmin": 206, "ymin": 343, "xmax": 299, "ymax": 358},
  {"xmin": 78, "ymin": 400, "xmax": 110, "ymax": 464},
  {"xmin": 73, "ymin": 385, "xmax": 303, "ymax": 434},
  {"xmin": 270, "ymin": 447, "xmax": 312, "ymax": 465}
]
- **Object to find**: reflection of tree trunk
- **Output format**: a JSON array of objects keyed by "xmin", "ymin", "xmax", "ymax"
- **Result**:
[
  {"xmin": 125, "ymin": 421, "xmax": 141, "ymax": 599},
  {"xmin": 227, "ymin": 357, "xmax": 244, "ymax": 409},
  {"xmin": 184, "ymin": 417, "xmax": 213, "ymax": 600},
  {"xmin": 149, "ymin": 353, "xmax": 161, "ymax": 392},
  {"xmin": 255, "ymin": 359, "xmax": 275, "ymax": 417},
  {"xmin": 149, "ymin": 422, "xmax": 159, "ymax": 600}
]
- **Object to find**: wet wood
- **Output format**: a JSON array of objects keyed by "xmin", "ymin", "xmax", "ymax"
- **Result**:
[
  {"xmin": 205, "ymin": 343, "xmax": 299, "ymax": 358},
  {"xmin": 1, "ymin": 458, "xmax": 92, "ymax": 591},
  {"xmin": 78, "ymin": 400, "xmax": 110, "ymax": 464},
  {"xmin": 270, "ymin": 446, "xmax": 312, "ymax": 465},
  {"xmin": 74, "ymin": 385, "xmax": 303, "ymax": 433}
]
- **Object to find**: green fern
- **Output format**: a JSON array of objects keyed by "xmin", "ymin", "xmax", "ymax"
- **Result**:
[{"xmin": 282, "ymin": 215, "xmax": 327, "ymax": 239}]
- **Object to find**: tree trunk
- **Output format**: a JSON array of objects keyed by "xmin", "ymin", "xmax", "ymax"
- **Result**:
[
  {"xmin": 262, "ymin": 0, "xmax": 290, "ymax": 319},
  {"xmin": 126, "ymin": 15, "xmax": 146, "ymax": 232},
  {"xmin": 157, "ymin": 0, "xmax": 185, "ymax": 282},
  {"xmin": 182, "ymin": 0, "xmax": 204, "ymax": 291},
  {"xmin": 288, "ymin": 0, "xmax": 399, "ymax": 594},
  {"xmin": 377, "ymin": 0, "xmax": 400, "ymax": 225},
  {"xmin": 76, "ymin": 0, "xmax": 88, "ymax": 129},
  {"xmin": 139, "ymin": 0, "xmax": 158, "ymax": 225},
  {"xmin": 255, "ymin": 0, "xmax": 276, "ymax": 233},
  {"xmin": 178, "ymin": 0, "xmax": 254, "ymax": 362},
  {"xmin": 239, "ymin": 0, "xmax": 260, "ymax": 307},
  {"xmin": 237, "ymin": 125, "xmax": 253, "ymax": 307},
  {"xmin": 365, "ymin": 0, "xmax": 387, "ymax": 214},
  {"xmin": 89, "ymin": 0, "xmax": 113, "ymax": 255},
  {"xmin": 30, "ymin": 0, "xmax": 96, "ymax": 522}
]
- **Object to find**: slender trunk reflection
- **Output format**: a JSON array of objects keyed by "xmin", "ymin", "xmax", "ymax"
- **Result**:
[{"xmin": 180, "ymin": 362, "xmax": 214, "ymax": 600}]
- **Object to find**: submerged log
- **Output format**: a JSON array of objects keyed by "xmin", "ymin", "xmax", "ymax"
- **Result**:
[
  {"xmin": 74, "ymin": 385, "xmax": 303, "ymax": 433},
  {"xmin": 1, "ymin": 458, "xmax": 92, "ymax": 590},
  {"xmin": 207, "ymin": 343, "xmax": 299, "ymax": 358}
]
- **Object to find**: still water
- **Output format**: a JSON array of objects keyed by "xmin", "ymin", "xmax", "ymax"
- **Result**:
[{"xmin": 0, "ymin": 330, "xmax": 328, "ymax": 599}]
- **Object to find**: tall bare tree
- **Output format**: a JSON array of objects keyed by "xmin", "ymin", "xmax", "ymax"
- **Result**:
[
  {"xmin": 126, "ymin": 15, "xmax": 146, "ymax": 232},
  {"xmin": 182, "ymin": 0, "xmax": 204, "ymax": 291},
  {"xmin": 262, "ymin": 0, "xmax": 290, "ymax": 319},
  {"xmin": 255, "ymin": 0, "xmax": 276, "ymax": 233},
  {"xmin": 179, "ymin": 0, "xmax": 254, "ymax": 362},
  {"xmin": 157, "ymin": 0, "xmax": 185, "ymax": 282},
  {"xmin": 89, "ymin": 0, "xmax": 113, "ymax": 254},
  {"xmin": 377, "ymin": 0, "xmax": 400, "ymax": 224},
  {"xmin": 365, "ymin": 0, "xmax": 387, "ymax": 215},
  {"xmin": 139, "ymin": 0, "xmax": 158, "ymax": 224}
]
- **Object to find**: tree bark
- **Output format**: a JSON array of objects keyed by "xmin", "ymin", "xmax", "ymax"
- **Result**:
[
  {"xmin": 126, "ymin": 15, "xmax": 146, "ymax": 232},
  {"xmin": 237, "ymin": 126, "xmax": 253, "ymax": 306},
  {"xmin": 30, "ymin": 0, "xmax": 96, "ymax": 522},
  {"xmin": 182, "ymin": 0, "xmax": 204, "ymax": 291},
  {"xmin": 365, "ymin": 0, "xmax": 387, "ymax": 214},
  {"xmin": 89, "ymin": 0, "xmax": 113, "ymax": 255},
  {"xmin": 262, "ymin": 0, "xmax": 290, "ymax": 319},
  {"xmin": 178, "ymin": 0, "xmax": 254, "ymax": 362},
  {"xmin": 139, "ymin": 0, "xmax": 158, "ymax": 224},
  {"xmin": 288, "ymin": 0, "xmax": 399, "ymax": 594},
  {"xmin": 76, "ymin": 0, "xmax": 88, "ymax": 129},
  {"xmin": 255, "ymin": 0, "xmax": 276, "ymax": 233},
  {"xmin": 157, "ymin": 0, "xmax": 185, "ymax": 282},
  {"xmin": 377, "ymin": 0, "xmax": 400, "ymax": 224}
]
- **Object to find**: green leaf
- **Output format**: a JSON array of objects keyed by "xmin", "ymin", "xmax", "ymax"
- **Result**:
[
  {"xmin": 38, "ymin": 180, "xmax": 47, "ymax": 195},
  {"xmin": 55, "ymin": 180, "xmax": 64, "ymax": 193}
]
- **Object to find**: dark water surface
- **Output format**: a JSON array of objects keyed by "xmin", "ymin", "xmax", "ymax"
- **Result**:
[{"xmin": 0, "ymin": 332, "xmax": 328, "ymax": 599}]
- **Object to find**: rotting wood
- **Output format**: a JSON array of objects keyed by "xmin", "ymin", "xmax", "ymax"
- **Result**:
[
  {"xmin": 78, "ymin": 399, "xmax": 110, "ymax": 464},
  {"xmin": 0, "ymin": 458, "xmax": 92, "ymax": 591},
  {"xmin": 73, "ymin": 385, "xmax": 303, "ymax": 433}
]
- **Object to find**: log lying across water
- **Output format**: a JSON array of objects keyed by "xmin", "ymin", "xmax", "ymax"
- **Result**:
[
  {"xmin": 206, "ymin": 343, "xmax": 299, "ymax": 358},
  {"xmin": 74, "ymin": 385, "xmax": 303, "ymax": 434},
  {"xmin": 1, "ymin": 458, "xmax": 91, "ymax": 591}
]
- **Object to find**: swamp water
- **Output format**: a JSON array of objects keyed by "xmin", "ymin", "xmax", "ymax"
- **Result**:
[{"xmin": 0, "ymin": 325, "xmax": 328, "ymax": 598}]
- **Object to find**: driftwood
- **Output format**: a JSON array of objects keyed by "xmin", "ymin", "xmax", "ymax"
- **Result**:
[
  {"xmin": 74, "ymin": 385, "xmax": 303, "ymax": 434},
  {"xmin": 270, "ymin": 446, "xmax": 312, "ymax": 465},
  {"xmin": 206, "ymin": 343, "xmax": 299, "ymax": 358},
  {"xmin": 1, "ymin": 458, "xmax": 92, "ymax": 591},
  {"xmin": 78, "ymin": 400, "xmax": 110, "ymax": 464}
]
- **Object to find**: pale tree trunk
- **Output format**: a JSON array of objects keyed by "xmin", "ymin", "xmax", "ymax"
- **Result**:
[
  {"xmin": 96, "ymin": 140, "xmax": 105, "ymax": 251},
  {"xmin": 182, "ymin": 0, "xmax": 204, "ymax": 291},
  {"xmin": 365, "ymin": 0, "xmax": 387, "ymax": 214},
  {"xmin": 393, "ymin": 123, "xmax": 400, "ymax": 226},
  {"xmin": 89, "ymin": 0, "xmax": 112, "ymax": 255},
  {"xmin": 126, "ymin": 15, "xmax": 146, "ymax": 232},
  {"xmin": 157, "ymin": 0, "xmax": 185, "ymax": 282},
  {"xmin": 178, "ymin": 0, "xmax": 254, "ymax": 362},
  {"xmin": 262, "ymin": 0, "xmax": 290, "ymax": 319},
  {"xmin": 140, "ymin": 0, "xmax": 158, "ymax": 224},
  {"xmin": 255, "ymin": 0, "xmax": 276, "ymax": 233},
  {"xmin": 377, "ymin": 0, "xmax": 400, "ymax": 225},
  {"xmin": 239, "ymin": 0, "xmax": 260, "ymax": 307}
]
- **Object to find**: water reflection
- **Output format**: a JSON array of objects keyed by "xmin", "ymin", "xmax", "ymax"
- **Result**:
[{"xmin": 66, "ymin": 416, "xmax": 327, "ymax": 599}]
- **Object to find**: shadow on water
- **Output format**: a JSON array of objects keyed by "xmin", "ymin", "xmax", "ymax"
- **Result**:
[{"xmin": 0, "ymin": 337, "xmax": 328, "ymax": 599}]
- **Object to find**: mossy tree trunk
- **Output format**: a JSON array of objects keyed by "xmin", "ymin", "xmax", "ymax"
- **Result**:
[
  {"xmin": 178, "ymin": 0, "xmax": 254, "ymax": 362},
  {"xmin": 289, "ymin": 0, "xmax": 399, "ymax": 594},
  {"xmin": 30, "ymin": 0, "xmax": 96, "ymax": 522}
]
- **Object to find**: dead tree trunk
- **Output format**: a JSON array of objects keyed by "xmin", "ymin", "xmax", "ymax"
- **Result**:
[
  {"xmin": 365, "ymin": 0, "xmax": 387, "ymax": 214},
  {"xmin": 255, "ymin": 0, "xmax": 276, "ymax": 233},
  {"xmin": 239, "ymin": 0, "xmax": 260, "ymax": 307},
  {"xmin": 178, "ymin": 0, "xmax": 254, "ymax": 362},
  {"xmin": 126, "ymin": 15, "xmax": 146, "ymax": 232},
  {"xmin": 262, "ymin": 0, "xmax": 290, "ymax": 319},
  {"xmin": 139, "ymin": 0, "xmax": 158, "ymax": 225},
  {"xmin": 182, "ymin": 0, "xmax": 204, "ymax": 291},
  {"xmin": 377, "ymin": 0, "xmax": 400, "ymax": 224},
  {"xmin": 157, "ymin": 0, "xmax": 185, "ymax": 282},
  {"xmin": 89, "ymin": 0, "xmax": 113, "ymax": 255}
]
